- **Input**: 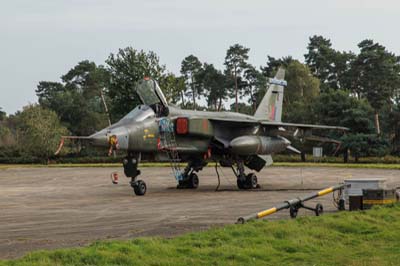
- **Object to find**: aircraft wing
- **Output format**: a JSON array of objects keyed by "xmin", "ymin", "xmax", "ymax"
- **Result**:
[
  {"xmin": 208, "ymin": 118, "xmax": 349, "ymax": 131},
  {"xmin": 208, "ymin": 117, "xmax": 259, "ymax": 125},
  {"xmin": 260, "ymin": 121, "xmax": 349, "ymax": 131}
]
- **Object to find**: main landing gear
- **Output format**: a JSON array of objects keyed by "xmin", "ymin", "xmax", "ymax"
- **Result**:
[
  {"xmin": 232, "ymin": 160, "xmax": 259, "ymax": 190},
  {"xmin": 176, "ymin": 160, "xmax": 206, "ymax": 189},
  {"xmin": 123, "ymin": 153, "xmax": 146, "ymax": 196},
  {"xmin": 177, "ymin": 172, "xmax": 199, "ymax": 189}
]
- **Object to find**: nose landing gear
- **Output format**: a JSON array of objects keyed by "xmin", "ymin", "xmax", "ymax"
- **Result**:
[{"xmin": 123, "ymin": 153, "xmax": 146, "ymax": 196}]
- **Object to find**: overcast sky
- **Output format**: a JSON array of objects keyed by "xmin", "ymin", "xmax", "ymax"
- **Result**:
[{"xmin": 1, "ymin": 0, "xmax": 400, "ymax": 114}]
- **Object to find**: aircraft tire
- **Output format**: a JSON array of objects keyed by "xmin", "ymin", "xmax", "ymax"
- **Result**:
[
  {"xmin": 188, "ymin": 173, "xmax": 199, "ymax": 189},
  {"xmin": 133, "ymin": 180, "xmax": 147, "ymax": 196},
  {"xmin": 177, "ymin": 180, "xmax": 187, "ymax": 189},
  {"xmin": 246, "ymin": 173, "xmax": 258, "ymax": 189},
  {"xmin": 237, "ymin": 179, "xmax": 246, "ymax": 189}
]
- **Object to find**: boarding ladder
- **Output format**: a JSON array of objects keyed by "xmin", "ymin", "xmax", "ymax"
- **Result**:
[{"xmin": 158, "ymin": 118, "xmax": 184, "ymax": 181}]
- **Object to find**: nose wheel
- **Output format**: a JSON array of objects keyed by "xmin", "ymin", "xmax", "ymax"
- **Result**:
[{"xmin": 131, "ymin": 180, "xmax": 147, "ymax": 196}]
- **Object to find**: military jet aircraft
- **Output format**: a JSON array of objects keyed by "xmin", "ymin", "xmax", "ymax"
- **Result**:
[{"xmin": 56, "ymin": 68, "xmax": 347, "ymax": 196}]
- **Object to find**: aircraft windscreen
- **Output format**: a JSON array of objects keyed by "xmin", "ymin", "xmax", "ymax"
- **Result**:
[
  {"xmin": 135, "ymin": 80, "xmax": 161, "ymax": 106},
  {"xmin": 122, "ymin": 105, "xmax": 155, "ymax": 121}
]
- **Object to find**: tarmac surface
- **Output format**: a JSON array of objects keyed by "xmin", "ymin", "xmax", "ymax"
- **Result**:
[{"xmin": 0, "ymin": 166, "xmax": 399, "ymax": 259}]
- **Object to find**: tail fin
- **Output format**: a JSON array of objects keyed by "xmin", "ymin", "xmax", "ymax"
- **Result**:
[{"xmin": 254, "ymin": 68, "xmax": 286, "ymax": 121}]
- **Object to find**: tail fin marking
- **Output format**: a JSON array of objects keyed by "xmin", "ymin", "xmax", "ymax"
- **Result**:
[{"xmin": 254, "ymin": 68, "xmax": 286, "ymax": 122}]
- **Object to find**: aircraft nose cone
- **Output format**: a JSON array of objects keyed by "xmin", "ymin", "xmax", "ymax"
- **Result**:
[
  {"xmin": 89, "ymin": 130, "xmax": 109, "ymax": 147},
  {"xmin": 106, "ymin": 126, "xmax": 130, "ymax": 150}
]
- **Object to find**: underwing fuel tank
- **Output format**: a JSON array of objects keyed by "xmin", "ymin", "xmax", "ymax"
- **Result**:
[{"xmin": 229, "ymin": 136, "xmax": 290, "ymax": 155}]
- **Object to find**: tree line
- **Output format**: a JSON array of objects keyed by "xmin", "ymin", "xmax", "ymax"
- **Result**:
[{"xmin": 1, "ymin": 35, "xmax": 400, "ymax": 162}]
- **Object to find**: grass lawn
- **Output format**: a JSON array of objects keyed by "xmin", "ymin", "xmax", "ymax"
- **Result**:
[{"xmin": 2, "ymin": 205, "xmax": 400, "ymax": 266}]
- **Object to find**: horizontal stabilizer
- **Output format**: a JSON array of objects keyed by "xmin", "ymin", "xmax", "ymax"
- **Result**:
[{"xmin": 287, "ymin": 145, "xmax": 301, "ymax": 154}]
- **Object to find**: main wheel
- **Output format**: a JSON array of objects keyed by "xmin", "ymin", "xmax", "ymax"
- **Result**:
[
  {"xmin": 315, "ymin": 203, "xmax": 323, "ymax": 216},
  {"xmin": 177, "ymin": 180, "xmax": 188, "ymax": 189},
  {"xmin": 246, "ymin": 173, "xmax": 258, "ymax": 189},
  {"xmin": 133, "ymin": 180, "xmax": 147, "ymax": 196},
  {"xmin": 188, "ymin": 173, "xmax": 199, "ymax": 189},
  {"xmin": 237, "ymin": 179, "xmax": 246, "ymax": 189}
]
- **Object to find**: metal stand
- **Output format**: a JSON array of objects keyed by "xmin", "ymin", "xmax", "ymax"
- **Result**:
[
  {"xmin": 237, "ymin": 183, "xmax": 350, "ymax": 223},
  {"xmin": 288, "ymin": 201, "xmax": 324, "ymax": 218}
]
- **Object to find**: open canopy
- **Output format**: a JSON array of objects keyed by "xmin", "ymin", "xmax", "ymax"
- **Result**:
[{"xmin": 135, "ymin": 78, "xmax": 168, "ymax": 108}]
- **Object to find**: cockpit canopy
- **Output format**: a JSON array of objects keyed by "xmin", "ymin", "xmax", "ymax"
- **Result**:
[
  {"xmin": 121, "ymin": 105, "xmax": 155, "ymax": 122},
  {"xmin": 135, "ymin": 79, "xmax": 168, "ymax": 107},
  {"xmin": 134, "ymin": 78, "xmax": 169, "ymax": 117}
]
